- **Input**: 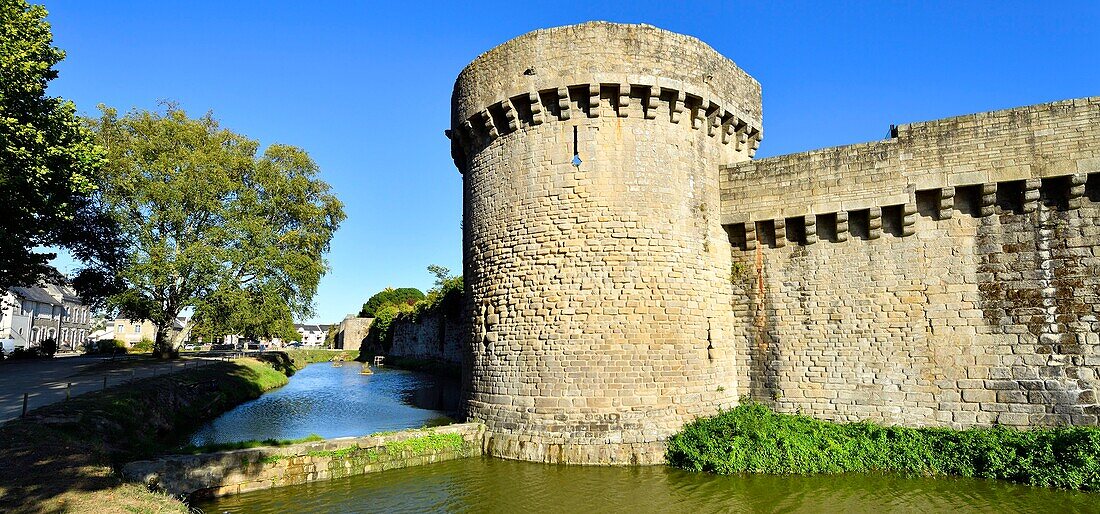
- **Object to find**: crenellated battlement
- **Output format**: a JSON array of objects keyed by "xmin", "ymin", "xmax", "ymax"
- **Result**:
[
  {"xmin": 721, "ymin": 96, "xmax": 1100, "ymax": 248},
  {"xmin": 447, "ymin": 80, "xmax": 763, "ymax": 172}
]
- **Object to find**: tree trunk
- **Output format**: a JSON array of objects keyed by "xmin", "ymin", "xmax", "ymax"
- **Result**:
[{"xmin": 154, "ymin": 326, "xmax": 177, "ymax": 359}]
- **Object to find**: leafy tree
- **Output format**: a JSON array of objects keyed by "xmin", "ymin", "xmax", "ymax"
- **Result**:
[
  {"xmin": 0, "ymin": 0, "xmax": 123, "ymax": 303},
  {"xmin": 88, "ymin": 105, "xmax": 344, "ymax": 357},
  {"xmin": 38, "ymin": 337, "xmax": 57, "ymax": 357},
  {"xmin": 359, "ymin": 287, "xmax": 424, "ymax": 318}
]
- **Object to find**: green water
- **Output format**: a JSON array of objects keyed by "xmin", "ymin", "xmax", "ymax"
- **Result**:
[{"xmin": 195, "ymin": 455, "xmax": 1098, "ymax": 513}]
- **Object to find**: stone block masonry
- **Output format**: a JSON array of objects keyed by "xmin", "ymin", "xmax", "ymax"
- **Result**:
[
  {"xmin": 122, "ymin": 424, "xmax": 485, "ymax": 499},
  {"xmin": 451, "ymin": 21, "xmax": 758, "ymax": 465},
  {"xmin": 722, "ymin": 97, "xmax": 1100, "ymax": 429},
  {"xmin": 450, "ymin": 20, "xmax": 1099, "ymax": 465}
]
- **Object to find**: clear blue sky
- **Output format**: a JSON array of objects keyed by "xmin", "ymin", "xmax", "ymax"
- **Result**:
[{"xmin": 42, "ymin": 1, "xmax": 1099, "ymax": 323}]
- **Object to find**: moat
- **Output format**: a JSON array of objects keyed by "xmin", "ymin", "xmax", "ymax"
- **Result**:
[
  {"xmin": 195, "ymin": 454, "xmax": 1095, "ymax": 513},
  {"xmin": 189, "ymin": 363, "xmax": 459, "ymax": 445},
  {"xmin": 188, "ymin": 363, "xmax": 1096, "ymax": 513}
]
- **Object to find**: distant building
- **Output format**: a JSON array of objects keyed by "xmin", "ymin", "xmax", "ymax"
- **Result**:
[
  {"xmin": 107, "ymin": 317, "xmax": 191, "ymax": 348},
  {"xmin": 332, "ymin": 315, "xmax": 373, "ymax": 351},
  {"xmin": 294, "ymin": 324, "xmax": 331, "ymax": 347},
  {"xmin": 0, "ymin": 284, "xmax": 92, "ymax": 352}
]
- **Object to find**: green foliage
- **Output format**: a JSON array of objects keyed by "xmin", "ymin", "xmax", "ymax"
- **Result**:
[
  {"xmin": 363, "ymin": 301, "xmax": 415, "ymax": 352},
  {"xmin": 0, "ymin": 0, "xmax": 123, "ymax": 302},
  {"xmin": 730, "ymin": 261, "xmax": 748, "ymax": 283},
  {"xmin": 130, "ymin": 338, "xmax": 154, "ymax": 354},
  {"xmin": 175, "ymin": 434, "xmax": 323, "ymax": 455},
  {"xmin": 666, "ymin": 402, "xmax": 1100, "ymax": 491},
  {"xmin": 383, "ymin": 432, "xmax": 468, "ymax": 456},
  {"xmin": 360, "ymin": 287, "xmax": 424, "ymax": 318},
  {"xmin": 87, "ymin": 105, "xmax": 345, "ymax": 355},
  {"xmin": 38, "ymin": 338, "xmax": 57, "ymax": 357},
  {"xmin": 82, "ymin": 338, "xmax": 128, "ymax": 355}
]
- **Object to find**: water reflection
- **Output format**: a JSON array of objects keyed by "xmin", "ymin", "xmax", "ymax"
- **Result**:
[
  {"xmin": 189, "ymin": 364, "xmax": 458, "ymax": 445},
  {"xmin": 196, "ymin": 456, "xmax": 1099, "ymax": 514}
]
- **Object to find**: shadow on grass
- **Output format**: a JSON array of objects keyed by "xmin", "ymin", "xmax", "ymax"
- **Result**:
[{"xmin": 0, "ymin": 359, "xmax": 287, "ymax": 513}]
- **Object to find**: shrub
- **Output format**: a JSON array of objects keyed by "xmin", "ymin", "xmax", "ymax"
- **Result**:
[
  {"xmin": 38, "ymin": 338, "xmax": 57, "ymax": 357},
  {"xmin": 666, "ymin": 402, "xmax": 1100, "ymax": 491},
  {"xmin": 131, "ymin": 338, "xmax": 155, "ymax": 354},
  {"xmin": 9, "ymin": 346, "xmax": 41, "ymax": 359},
  {"xmin": 82, "ymin": 338, "xmax": 128, "ymax": 355}
]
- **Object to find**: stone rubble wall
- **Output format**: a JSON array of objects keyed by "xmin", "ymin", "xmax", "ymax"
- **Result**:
[
  {"xmin": 723, "ymin": 98, "xmax": 1100, "ymax": 428},
  {"xmin": 389, "ymin": 310, "xmax": 464, "ymax": 365},
  {"xmin": 122, "ymin": 424, "xmax": 486, "ymax": 499}
]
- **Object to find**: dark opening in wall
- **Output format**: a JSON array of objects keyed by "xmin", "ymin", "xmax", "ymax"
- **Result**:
[
  {"xmin": 539, "ymin": 89, "xmax": 560, "ymax": 119},
  {"xmin": 997, "ymin": 180, "xmax": 1026, "ymax": 214},
  {"xmin": 486, "ymin": 103, "xmax": 512, "ymax": 137},
  {"xmin": 1040, "ymin": 175, "xmax": 1071, "ymax": 211},
  {"xmin": 511, "ymin": 94, "xmax": 534, "ymax": 126},
  {"xmin": 1087, "ymin": 173, "xmax": 1100, "ymax": 202},
  {"xmin": 881, "ymin": 205, "xmax": 904, "ymax": 237},
  {"xmin": 816, "ymin": 213, "xmax": 838, "ymax": 242},
  {"xmin": 724, "ymin": 223, "xmax": 748, "ymax": 249},
  {"xmin": 955, "ymin": 185, "xmax": 983, "ymax": 217},
  {"xmin": 849, "ymin": 209, "xmax": 870, "ymax": 240},
  {"xmin": 785, "ymin": 217, "xmax": 807, "ymax": 245},
  {"xmin": 916, "ymin": 189, "xmax": 941, "ymax": 219},
  {"xmin": 756, "ymin": 220, "xmax": 777, "ymax": 248}
]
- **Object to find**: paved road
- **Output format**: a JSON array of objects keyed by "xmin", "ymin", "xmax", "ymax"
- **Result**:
[{"xmin": 0, "ymin": 355, "xmax": 216, "ymax": 423}]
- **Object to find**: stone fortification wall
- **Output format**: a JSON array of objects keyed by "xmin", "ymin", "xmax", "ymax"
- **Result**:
[
  {"xmin": 389, "ymin": 310, "xmax": 463, "ymax": 364},
  {"xmin": 721, "ymin": 98, "xmax": 1100, "ymax": 427},
  {"xmin": 123, "ymin": 424, "xmax": 485, "ymax": 499},
  {"xmin": 333, "ymin": 315, "xmax": 373, "ymax": 351},
  {"xmin": 451, "ymin": 22, "xmax": 761, "ymax": 464}
]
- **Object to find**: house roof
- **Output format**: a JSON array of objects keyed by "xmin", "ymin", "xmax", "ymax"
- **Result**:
[
  {"xmin": 44, "ymin": 283, "xmax": 81, "ymax": 304},
  {"xmin": 10, "ymin": 287, "xmax": 61, "ymax": 306},
  {"xmin": 294, "ymin": 323, "xmax": 332, "ymax": 332}
]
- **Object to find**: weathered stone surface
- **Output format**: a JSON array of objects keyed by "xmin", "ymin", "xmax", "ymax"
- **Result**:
[
  {"xmin": 452, "ymin": 22, "xmax": 754, "ymax": 465},
  {"xmin": 122, "ymin": 423, "xmax": 485, "ymax": 499},
  {"xmin": 449, "ymin": 21, "xmax": 1100, "ymax": 465}
]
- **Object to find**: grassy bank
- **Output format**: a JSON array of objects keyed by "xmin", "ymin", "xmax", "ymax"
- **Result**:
[
  {"xmin": 253, "ymin": 349, "xmax": 355, "ymax": 376},
  {"xmin": 667, "ymin": 403, "xmax": 1100, "ymax": 491},
  {"xmin": 0, "ymin": 358, "xmax": 289, "ymax": 513}
]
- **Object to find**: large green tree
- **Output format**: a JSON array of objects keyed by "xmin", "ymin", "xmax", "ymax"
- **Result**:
[
  {"xmin": 89, "ymin": 105, "xmax": 344, "ymax": 355},
  {"xmin": 0, "ymin": 0, "xmax": 122, "ymax": 301}
]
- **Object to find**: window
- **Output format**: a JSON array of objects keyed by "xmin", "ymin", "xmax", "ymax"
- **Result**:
[
  {"xmin": 134, "ymin": 324, "xmax": 141, "ymax": 334},
  {"xmin": 117, "ymin": 324, "xmax": 123, "ymax": 333}
]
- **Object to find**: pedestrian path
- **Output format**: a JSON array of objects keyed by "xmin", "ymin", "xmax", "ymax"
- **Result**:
[{"xmin": 0, "ymin": 356, "xmax": 215, "ymax": 423}]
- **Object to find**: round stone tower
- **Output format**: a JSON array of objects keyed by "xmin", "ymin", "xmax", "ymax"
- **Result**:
[{"xmin": 449, "ymin": 21, "xmax": 763, "ymax": 464}]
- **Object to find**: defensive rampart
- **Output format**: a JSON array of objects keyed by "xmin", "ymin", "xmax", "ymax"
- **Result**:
[
  {"xmin": 721, "ymin": 97, "xmax": 1100, "ymax": 427},
  {"xmin": 451, "ymin": 22, "xmax": 761, "ymax": 464},
  {"xmin": 451, "ymin": 20, "xmax": 1100, "ymax": 465},
  {"xmin": 389, "ymin": 309, "xmax": 463, "ymax": 365}
]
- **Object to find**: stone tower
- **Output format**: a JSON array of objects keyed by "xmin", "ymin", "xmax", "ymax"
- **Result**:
[{"xmin": 449, "ymin": 22, "xmax": 763, "ymax": 464}]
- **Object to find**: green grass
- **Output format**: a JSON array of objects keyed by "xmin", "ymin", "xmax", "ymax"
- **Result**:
[
  {"xmin": 666, "ymin": 402, "xmax": 1100, "ymax": 491},
  {"xmin": 0, "ymin": 357, "xmax": 293, "ymax": 512},
  {"xmin": 174, "ymin": 434, "xmax": 323, "ymax": 454}
]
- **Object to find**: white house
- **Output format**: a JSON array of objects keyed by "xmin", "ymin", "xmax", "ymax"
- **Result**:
[{"xmin": 1, "ymin": 285, "xmax": 93, "ymax": 352}]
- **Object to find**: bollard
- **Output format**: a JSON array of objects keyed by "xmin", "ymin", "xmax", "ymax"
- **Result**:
[
  {"xmin": 131, "ymin": 369, "xmax": 136, "ymax": 382},
  {"xmin": 103, "ymin": 375, "xmax": 107, "ymax": 390},
  {"xmin": 66, "ymin": 383, "xmax": 71, "ymax": 401},
  {"xmin": 21, "ymin": 393, "xmax": 28, "ymax": 417}
]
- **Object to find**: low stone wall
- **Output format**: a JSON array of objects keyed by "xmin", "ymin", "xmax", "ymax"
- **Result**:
[{"xmin": 123, "ymin": 423, "xmax": 485, "ymax": 499}]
